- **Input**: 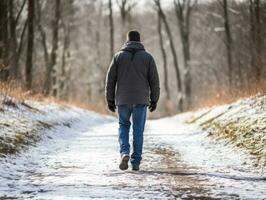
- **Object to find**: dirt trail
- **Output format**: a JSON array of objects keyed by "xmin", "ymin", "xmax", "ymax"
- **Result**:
[{"xmin": 0, "ymin": 119, "xmax": 265, "ymax": 200}]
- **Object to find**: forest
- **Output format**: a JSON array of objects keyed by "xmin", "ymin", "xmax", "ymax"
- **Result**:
[
  {"xmin": 1, "ymin": 1, "xmax": 266, "ymax": 199},
  {"xmin": 0, "ymin": 0, "xmax": 265, "ymax": 116}
]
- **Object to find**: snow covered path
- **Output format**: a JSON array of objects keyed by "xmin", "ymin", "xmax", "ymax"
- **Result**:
[{"xmin": 0, "ymin": 113, "xmax": 266, "ymax": 200}]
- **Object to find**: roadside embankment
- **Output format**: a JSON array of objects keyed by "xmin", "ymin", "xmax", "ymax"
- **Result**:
[
  {"xmin": 0, "ymin": 94, "xmax": 107, "ymax": 156},
  {"xmin": 185, "ymin": 95, "xmax": 266, "ymax": 168}
]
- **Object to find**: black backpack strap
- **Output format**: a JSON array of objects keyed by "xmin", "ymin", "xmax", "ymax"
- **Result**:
[{"xmin": 122, "ymin": 49, "xmax": 144, "ymax": 61}]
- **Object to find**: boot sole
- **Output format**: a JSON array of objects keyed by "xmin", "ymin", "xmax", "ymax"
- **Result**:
[
  {"xmin": 119, "ymin": 155, "xmax": 129, "ymax": 170},
  {"xmin": 132, "ymin": 167, "xmax": 139, "ymax": 171}
]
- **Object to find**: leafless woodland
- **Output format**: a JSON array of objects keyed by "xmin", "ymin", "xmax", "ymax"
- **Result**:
[{"xmin": 0, "ymin": 0, "xmax": 265, "ymax": 116}]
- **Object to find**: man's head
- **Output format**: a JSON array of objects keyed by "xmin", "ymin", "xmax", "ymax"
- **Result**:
[{"xmin": 127, "ymin": 30, "xmax": 140, "ymax": 42}]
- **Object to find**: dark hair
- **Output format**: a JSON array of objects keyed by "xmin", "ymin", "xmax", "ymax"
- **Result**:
[{"xmin": 127, "ymin": 30, "xmax": 140, "ymax": 42}]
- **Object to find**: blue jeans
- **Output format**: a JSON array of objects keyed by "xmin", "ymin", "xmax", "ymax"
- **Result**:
[{"xmin": 118, "ymin": 104, "xmax": 147, "ymax": 167}]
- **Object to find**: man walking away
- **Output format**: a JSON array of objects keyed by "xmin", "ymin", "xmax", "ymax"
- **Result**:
[{"xmin": 105, "ymin": 30, "xmax": 160, "ymax": 171}]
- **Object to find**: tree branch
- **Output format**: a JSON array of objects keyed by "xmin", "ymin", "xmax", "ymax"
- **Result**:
[
  {"xmin": 15, "ymin": 0, "xmax": 27, "ymax": 25},
  {"xmin": 17, "ymin": 19, "xmax": 28, "ymax": 63}
]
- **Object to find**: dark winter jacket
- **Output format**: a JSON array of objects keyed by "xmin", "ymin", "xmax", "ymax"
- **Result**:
[{"xmin": 105, "ymin": 41, "xmax": 160, "ymax": 105}]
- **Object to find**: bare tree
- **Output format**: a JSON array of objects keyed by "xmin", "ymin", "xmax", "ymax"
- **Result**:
[
  {"xmin": 154, "ymin": 0, "xmax": 183, "ymax": 111},
  {"xmin": 157, "ymin": 10, "xmax": 170, "ymax": 100},
  {"xmin": 108, "ymin": 0, "xmax": 114, "ymax": 59},
  {"xmin": 43, "ymin": 0, "xmax": 61, "ymax": 96},
  {"xmin": 173, "ymin": 0, "xmax": 197, "ymax": 108},
  {"xmin": 8, "ymin": 0, "xmax": 18, "ymax": 79},
  {"xmin": 25, "ymin": 0, "xmax": 35, "ymax": 90},
  {"xmin": 249, "ymin": 0, "xmax": 262, "ymax": 81},
  {"xmin": 59, "ymin": 23, "xmax": 70, "ymax": 99},
  {"xmin": 116, "ymin": 0, "xmax": 136, "ymax": 26},
  {"xmin": 17, "ymin": 19, "xmax": 28, "ymax": 69},
  {"xmin": 36, "ymin": 0, "xmax": 49, "ymax": 74},
  {"xmin": 95, "ymin": 1, "xmax": 105, "ymax": 95},
  {"xmin": 8, "ymin": 0, "xmax": 27, "ymax": 80},
  {"xmin": 59, "ymin": 0, "xmax": 74, "ymax": 99},
  {"xmin": 219, "ymin": 0, "xmax": 233, "ymax": 89},
  {"xmin": 0, "ymin": 0, "xmax": 27, "ymax": 81},
  {"xmin": 0, "ymin": 0, "xmax": 9, "ymax": 81},
  {"xmin": 116, "ymin": 0, "xmax": 137, "ymax": 40}
]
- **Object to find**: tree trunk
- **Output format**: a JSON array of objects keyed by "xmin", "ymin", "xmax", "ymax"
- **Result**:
[
  {"xmin": 154, "ymin": 0, "xmax": 183, "ymax": 111},
  {"xmin": 157, "ymin": 10, "xmax": 170, "ymax": 100},
  {"xmin": 0, "ymin": 0, "xmax": 9, "ymax": 81},
  {"xmin": 222, "ymin": 0, "xmax": 233, "ymax": 89},
  {"xmin": 108, "ymin": 0, "xmax": 114, "ymax": 59},
  {"xmin": 174, "ymin": 0, "xmax": 195, "ymax": 109},
  {"xmin": 17, "ymin": 19, "xmax": 28, "ymax": 65},
  {"xmin": 8, "ymin": 0, "xmax": 26, "ymax": 80},
  {"xmin": 59, "ymin": 23, "xmax": 70, "ymax": 99},
  {"xmin": 25, "ymin": 0, "xmax": 34, "ymax": 90},
  {"xmin": 249, "ymin": 0, "xmax": 261, "ymax": 81},
  {"xmin": 8, "ymin": 0, "xmax": 19, "ymax": 79},
  {"xmin": 0, "ymin": 0, "xmax": 5, "ymax": 77},
  {"xmin": 249, "ymin": 0, "xmax": 255, "ymax": 83},
  {"xmin": 254, "ymin": 0, "xmax": 261, "ymax": 81},
  {"xmin": 11, "ymin": 0, "xmax": 26, "ymax": 80},
  {"xmin": 117, "ymin": 0, "xmax": 136, "ymax": 42},
  {"xmin": 119, "ymin": 0, "xmax": 127, "ymax": 41},
  {"xmin": 44, "ymin": 0, "xmax": 61, "ymax": 96},
  {"xmin": 51, "ymin": 0, "xmax": 61, "ymax": 97},
  {"xmin": 36, "ymin": 0, "xmax": 49, "ymax": 73}
]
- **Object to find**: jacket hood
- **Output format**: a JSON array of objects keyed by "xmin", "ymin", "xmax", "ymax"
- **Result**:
[{"xmin": 121, "ymin": 41, "xmax": 145, "ymax": 51}]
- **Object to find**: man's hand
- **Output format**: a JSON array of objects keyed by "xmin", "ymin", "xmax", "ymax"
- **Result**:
[
  {"xmin": 148, "ymin": 101, "xmax": 157, "ymax": 112},
  {"xmin": 108, "ymin": 101, "xmax": 116, "ymax": 112}
]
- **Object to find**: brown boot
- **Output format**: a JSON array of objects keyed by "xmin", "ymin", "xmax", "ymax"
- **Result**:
[{"xmin": 119, "ymin": 154, "xmax": 130, "ymax": 170}]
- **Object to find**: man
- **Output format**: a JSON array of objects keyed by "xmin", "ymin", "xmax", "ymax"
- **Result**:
[{"xmin": 105, "ymin": 30, "xmax": 160, "ymax": 171}]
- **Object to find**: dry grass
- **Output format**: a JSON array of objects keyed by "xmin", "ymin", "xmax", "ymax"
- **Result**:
[
  {"xmin": 53, "ymin": 99, "xmax": 108, "ymax": 115},
  {"xmin": 0, "ymin": 82, "xmax": 109, "ymax": 115},
  {"xmin": 1, "ymin": 77, "xmax": 265, "ymax": 116},
  {"xmin": 0, "ymin": 82, "xmax": 44, "ymax": 102},
  {"xmin": 190, "ymin": 79, "xmax": 266, "ymax": 111}
]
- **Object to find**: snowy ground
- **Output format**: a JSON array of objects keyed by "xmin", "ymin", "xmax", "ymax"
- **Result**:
[{"xmin": 0, "ymin": 99, "xmax": 266, "ymax": 199}]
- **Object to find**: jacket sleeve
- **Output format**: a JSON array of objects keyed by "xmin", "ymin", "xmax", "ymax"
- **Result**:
[
  {"xmin": 148, "ymin": 56, "xmax": 160, "ymax": 103},
  {"xmin": 105, "ymin": 56, "xmax": 117, "ymax": 103}
]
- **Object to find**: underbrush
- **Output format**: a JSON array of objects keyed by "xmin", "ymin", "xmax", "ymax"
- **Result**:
[
  {"xmin": 190, "ymin": 78, "xmax": 266, "ymax": 111},
  {"xmin": 0, "ymin": 82, "xmax": 108, "ymax": 115}
]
